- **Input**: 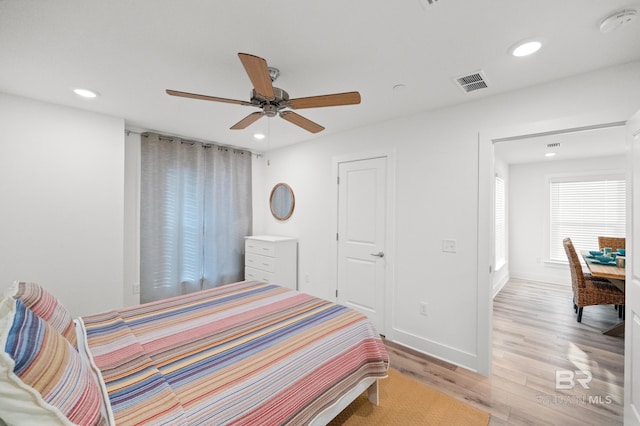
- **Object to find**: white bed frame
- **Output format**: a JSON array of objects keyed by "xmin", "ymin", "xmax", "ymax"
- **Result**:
[{"xmin": 309, "ymin": 377, "xmax": 380, "ymax": 425}]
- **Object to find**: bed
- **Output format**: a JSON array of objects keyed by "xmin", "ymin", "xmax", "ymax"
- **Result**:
[{"xmin": 0, "ymin": 280, "xmax": 389, "ymax": 425}]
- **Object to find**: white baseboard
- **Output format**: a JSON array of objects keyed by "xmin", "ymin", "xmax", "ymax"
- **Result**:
[
  {"xmin": 492, "ymin": 274, "xmax": 509, "ymax": 298},
  {"xmin": 509, "ymin": 271, "xmax": 570, "ymax": 286},
  {"xmin": 389, "ymin": 328, "xmax": 480, "ymax": 373}
]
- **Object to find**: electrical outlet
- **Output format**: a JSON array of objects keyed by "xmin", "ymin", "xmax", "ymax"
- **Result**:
[
  {"xmin": 419, "ymin": 302, "xmax": 428, "ymax": 316},
  {"xmin": 443, "ymin": 239, "xmax": 457, "ymax": 253},
  {"xmin": 132, "ymin": 283, "xmax": 140, "ymax": 295}
]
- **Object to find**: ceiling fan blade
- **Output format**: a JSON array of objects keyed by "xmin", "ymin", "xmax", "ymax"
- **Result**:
[
  {"xmin": 280, "ymin": 111, "xmax": 325, "ymax": 133},
  {"xmin": 166, "ymin": 89, "xmax": 253, "ymax": 106},
  {"xmin": 288, "ymin": 91, "xmax": 361, "ymax": 109},
  {"xmin": 238, "ymin": 53, "xmax": 275, "ymax": 100},
  {"xmin": 230, "ymin": 112, "xmax": 264, "ymax": 130}
]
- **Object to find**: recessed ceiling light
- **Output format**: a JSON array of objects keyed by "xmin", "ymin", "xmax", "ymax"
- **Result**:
[
  {"xmin": 545, "ymin": 152, "xmax": 556, "ymax": 157},
  {"xmin": 73, "ymin": 88, "xmax": 99, "ymax": 98},
  {"xmin": 511, "ymin": 40, "xmax": 542, "ymax": 57},
  {"xmin": 253, "ymin": 133, "xmax": 265, "ymax": 140}
]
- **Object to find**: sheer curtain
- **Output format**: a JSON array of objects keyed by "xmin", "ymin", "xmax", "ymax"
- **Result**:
[{"xmin": 140, "ymin": 134, "xmax": 252, "ymax": 303}]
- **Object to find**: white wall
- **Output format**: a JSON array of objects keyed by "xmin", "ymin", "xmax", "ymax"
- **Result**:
[
  {"xmin": 508, "ymin": 155, "xmax": 625, "ymax": 285},
  {"xmin": 0, "ymin": 93, "xmax": 125, "ymax": 317},
  {"xmin": 253, "ymin": 61, "xmax": 640, "ymax": 372}
]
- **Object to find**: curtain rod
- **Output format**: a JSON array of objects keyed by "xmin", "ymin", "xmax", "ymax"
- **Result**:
[{"xmin": 125, "ymin": 128, "xmax": 263, "ymax": 158}]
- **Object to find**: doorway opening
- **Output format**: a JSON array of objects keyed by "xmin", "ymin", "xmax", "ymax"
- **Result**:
[{"xmin": 476, "ymin": 121, "xmax": 627, "ymax": 376}]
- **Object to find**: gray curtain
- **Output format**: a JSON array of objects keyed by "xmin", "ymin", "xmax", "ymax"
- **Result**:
[{"xmin": 140, "ymin": 134, "xmax": 252, "ymax": 303}]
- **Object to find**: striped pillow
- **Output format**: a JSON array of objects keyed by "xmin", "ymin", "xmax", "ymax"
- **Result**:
[
  {"xmin": 0, "ymin": 297, "xmax": 106, "ymax": 425},
  {"xmin": 7, "ymin": 281, "xmax": 77, "ymax": 349}
]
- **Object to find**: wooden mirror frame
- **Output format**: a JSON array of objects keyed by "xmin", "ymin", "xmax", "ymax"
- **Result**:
[{"xmin": 269, "ymin": 183, "xmax": 295, "ymax": 221}]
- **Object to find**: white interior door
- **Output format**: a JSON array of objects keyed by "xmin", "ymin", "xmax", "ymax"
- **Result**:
[
  {"xmin": 626, "ymin": 110, "xmax": 640, "ymax": 425},
  {"xmin": 337, "ymin": 156, "xmax": 386, "ymax": 333}
]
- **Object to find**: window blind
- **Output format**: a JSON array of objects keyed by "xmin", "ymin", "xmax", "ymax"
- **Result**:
[
  {"xmin": 495, "ymin": 176, "xmax": 506, "ymax": 269},
  {"xmin": 549, "ymin": 177, "xmax": 625, "ymax": 262}
]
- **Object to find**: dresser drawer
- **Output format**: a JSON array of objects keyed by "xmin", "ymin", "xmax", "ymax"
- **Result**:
[
  {"xmin": 245, "ymin": 239, "xmax": 276, "ymax": 257},
  {"xmin": 245, "ymin": 252, "xmax": 276, "ymax": 273},
  {"xmin": 245, "ymin": 266, "xmax": 275, "ymax": 283}
]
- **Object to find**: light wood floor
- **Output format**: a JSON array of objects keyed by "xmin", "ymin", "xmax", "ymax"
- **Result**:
[{"xmin": 385, "ymin": 278, "xmax": 625, "ymax": 425}]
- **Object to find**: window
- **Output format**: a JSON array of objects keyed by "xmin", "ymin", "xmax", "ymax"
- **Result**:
[
  {"xmin": 495, "ymin": 175, "xmax": 506, "ymax": 270},
  {"xmin": 549, "ymin": 175, "xmax": 625, "ymax": 262}
]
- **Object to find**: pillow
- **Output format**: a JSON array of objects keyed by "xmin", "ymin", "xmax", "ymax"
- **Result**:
[
  {"xmin": 0, "ymin": 297, "xmax": 106, "ymax": 425},
  {"xmin": 5, "ymin": 281, "xmax": 77, "ymax": 349}
]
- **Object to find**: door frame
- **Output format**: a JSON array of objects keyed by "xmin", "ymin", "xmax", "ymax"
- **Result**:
[
  {"xmin": 478, "ymin": 120, "xmax": 627, "ymax": 376},
  {"xmin": 331, "ymin": 149, "xmax": 396, "ymax": 338},
  {"xmin": 625, "ymin": 110, "xmax": 640, "ymax": 425}
]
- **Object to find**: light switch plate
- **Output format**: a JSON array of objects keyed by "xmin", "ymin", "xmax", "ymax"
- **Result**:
[{"xmin": 443, "ymin": 239, "xmax": 457, "ymax": 253}]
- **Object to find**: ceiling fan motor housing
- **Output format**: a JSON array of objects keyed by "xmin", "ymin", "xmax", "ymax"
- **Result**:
[
  {"xmin": 251, "ymin": 87, "xmax": 290, "ymax": 117},
  {"xmin": 252, "ymin": 87, "xmax": 289, "ymax": 102}
]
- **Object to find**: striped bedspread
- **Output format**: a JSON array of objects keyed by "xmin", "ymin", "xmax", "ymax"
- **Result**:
[{"xmin": 80, "ymin": 280, "xmax": 389, "ymax": 425}]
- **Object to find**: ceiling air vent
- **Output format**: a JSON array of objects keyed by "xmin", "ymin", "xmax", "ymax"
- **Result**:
[
  {"xmin": 547, "ymin": 143, "xmax": 560, "ymax": 148},
  {"xmin": 454, "ymin": 71, "xmax": 488, "ymax": 93}
]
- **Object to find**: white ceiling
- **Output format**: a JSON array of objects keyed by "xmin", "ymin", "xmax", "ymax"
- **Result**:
[{"xmin": 1, "ymin": 1, "xmax": 639, "ymax": 152}]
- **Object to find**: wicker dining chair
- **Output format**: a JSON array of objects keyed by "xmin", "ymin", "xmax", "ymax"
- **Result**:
[
  {"xmin": 597, "ymin": 236, "xmax": 625, "ymax": 252},
  {"xmin": 597, "ymin": 236, "xmax": 627, "ymax": 316},
  {"xmin": 563, "ymin": 238, "xmax": 625, "ymax": 322}
]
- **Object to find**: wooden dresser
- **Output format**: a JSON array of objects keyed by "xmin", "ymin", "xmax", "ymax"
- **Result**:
[{"xmin": 244, "ymin": 235, "xmax": 298, "ymax": 290}]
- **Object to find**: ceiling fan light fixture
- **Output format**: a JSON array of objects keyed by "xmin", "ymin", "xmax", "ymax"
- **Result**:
[
  {"xmin": 510, "ymin": 40, "xmax": 542, "ymax": 57},
  {"xmin": 253, "ymin": 133, "xmax": 266, "ymax": 140},
  {"xmin": 545, "ymin": 152, "xmax": 557, "ymax": 157}
]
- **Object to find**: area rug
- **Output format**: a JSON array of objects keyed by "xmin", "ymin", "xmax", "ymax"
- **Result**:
[{"xmin": 329, "ymin": 368, "xmax": 490, "ymax": 425}]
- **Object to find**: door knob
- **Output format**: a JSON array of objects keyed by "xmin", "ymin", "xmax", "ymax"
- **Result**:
[{"xmin": 370, "ymin": 251, "xmax": 385, "ymax": 258}]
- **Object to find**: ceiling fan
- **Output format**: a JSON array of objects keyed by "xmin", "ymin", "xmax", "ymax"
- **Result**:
[{"xmin": 166, "ymin": 53, "xmax": 361, "ymax": 134}]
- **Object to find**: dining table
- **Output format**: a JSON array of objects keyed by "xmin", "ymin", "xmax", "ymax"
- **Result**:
[{"xmin": 581, "ymin": 250, "xmax": 625, "ymax": 336}]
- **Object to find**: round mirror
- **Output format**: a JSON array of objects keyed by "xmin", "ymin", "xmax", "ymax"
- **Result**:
[{"xmin": 270, "ymin": 183, "xmax": 295, "ymax": 221}]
